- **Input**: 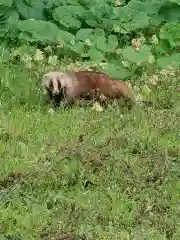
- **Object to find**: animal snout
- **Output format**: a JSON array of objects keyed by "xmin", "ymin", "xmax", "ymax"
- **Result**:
[{"xmin": 52, "ymin": 89, "xmax": 60, "ymax": 96}]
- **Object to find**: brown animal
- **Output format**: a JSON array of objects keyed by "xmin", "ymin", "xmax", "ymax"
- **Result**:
[{"xmin": 42, "ymin": 70, "xmax": 136, "ymax": 107}]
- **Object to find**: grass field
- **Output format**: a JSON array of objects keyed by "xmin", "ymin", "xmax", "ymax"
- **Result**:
[{"xmin": 0, "ymin": 61, "xmax": 180, "ymax": 240}]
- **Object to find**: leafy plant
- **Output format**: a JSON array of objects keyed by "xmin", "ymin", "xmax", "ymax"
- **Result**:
[
  {"xmin": 14, "ymin": 0, "xmax": 47, "ymax": 20},
  {"xmin": 0, "ymin": 6, "xmax": 19, "ymax": 38},
  {"xmin": 157, "ymin": 53, "xmax": 180, "ymax": 68},
  {"xmin": 0, "ymin": 0, "xmax": 13, "ymax": 7},
  {"xmin": 159, "ymin": 22, "xmax": 180, "ymax": 48},
  {"xmin": 96, "ymin": 35, "xmax": 118, "ymax": 53},
  {"xmin": 113, "ymin": 6, "xmax": 150, "ymax": 33},
  {"xmin": 0, "ymin": 0, "xmax": 180, "ymax": 76},
  {"xmin": 100, "ymin": 62, "xmax": 133, "ymax": 79},
  {"xmin": 122, "ymin": 45, "xmax": 153, "ymax": 64},
  {"xmin": 18, "ymin": 20, "xmax": 60, "ymax": 42},
  {"xmin": 53, "ymin": 5, "xmax": 85, "ymax": 30},
  {"xmin": 0, "ymin": 45, "xmax": 12, "ymax": 63},
  {"xmin": 75, "ymin": 28, "xmax": 93, "ymax": 41}
]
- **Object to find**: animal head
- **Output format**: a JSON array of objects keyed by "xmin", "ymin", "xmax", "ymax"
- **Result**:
[{"xmin": 42, "ymin": 72, "xmax": 63, "ymax": 96}]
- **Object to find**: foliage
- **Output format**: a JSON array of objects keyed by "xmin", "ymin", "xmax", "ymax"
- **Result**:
[{"xmin": 0, "ymin": 0, "xmax": 180, "ymax": 77}]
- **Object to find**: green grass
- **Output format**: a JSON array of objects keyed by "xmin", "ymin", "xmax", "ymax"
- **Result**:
[{"xmin": 0, "ymin": 61, "xmax": 180, "ymax": 240}]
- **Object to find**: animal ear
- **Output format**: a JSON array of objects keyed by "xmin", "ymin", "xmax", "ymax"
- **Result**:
[
  {"xmin": 127, "ymin": 81, "xmax": 134, "ymax": 88},
  {"xmin": 42, "ymin": 74, "xmax": 49, "ymax": 88}
]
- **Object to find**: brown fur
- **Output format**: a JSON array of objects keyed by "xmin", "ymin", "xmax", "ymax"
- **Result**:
[{"xmin": 42, "ymin": 71, "xmax": 136, "ymax": 107}]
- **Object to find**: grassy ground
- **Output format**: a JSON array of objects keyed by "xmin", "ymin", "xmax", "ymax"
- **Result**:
[{"xmin": 0, "ymin": 61, "xmax": 180, "ymax": 240}]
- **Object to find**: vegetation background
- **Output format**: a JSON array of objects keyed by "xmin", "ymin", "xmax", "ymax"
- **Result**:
[{"xmin": 0, "ymin": 0, "xmax": 180, "ymax": 239}]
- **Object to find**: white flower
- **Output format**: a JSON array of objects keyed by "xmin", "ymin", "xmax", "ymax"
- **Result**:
[
  {"xmin": 34, "ymin": 49, "xmax": 44, "ymax": 61},
  {"xmin": 148, "ymin": 55, "xmax": 155, "ymax": 64},
  {"xmin": 44, "ymin": 46, "xmax": 53, "ymax": 54},
  {"xmin": 115, "ymin": 48, "xmax": 122, "ymax": 55},
  {"xmin": 122, "ymin": 61, "xmax": 131, "ymax": 68},
  {"xmin": 139, "ymin": 35, "xmax": 146, "ymax": 44},
  {"xmin": 70, "ymin": 40, "xmax": 75, "ymax": 46},
  {"xmin": 136, "ymin": 94, "xmax": 143, "ymax": 101},
  {"xmin": 99, "ymin": 94, "xmax": 107, "ymax": 101},
  {"xmin": 142, "ymin": 72, "xmax": 148, "ymax": 80},
  {"xmin": 132, "ymin": 38, "xmax": 141, "ymax": 51},
  {"xmin": 57, "ymin": 40, "xmax": 64, "ymax": 48},
  {"xmin": 91, "ymin": 62, "xmax": 98, "ymax": 67},
  {"xmin": 142, "ymin": 84, "xmax": 151, "ymax": 95},
  {"xmin": 159, "ymin": 69, "xmax": 170, "ymax": 76},
  {"xmin": 92, "ymin": 102, "xmax": 104, "ymax": 112},
  {"xmin": 115, "ymin": 0, "xmax": 121, "ymax": 7},
  {"xmin": 21, "ymin": 54, "xmax": 32, "ymax": 63},
  {"xmin": 20, "ymin": 54, "xmax": 33, "ymax": 68},
  {"xmin": 113, "ymin": 24, "xmax": 121, "ymax": 33},
  {"xmin": 85, "ymin": 39, "xmax": 92, "ymax": 46},
  {"xmin": 48, "ymin": 55, "xmax": 58, "ymax": 66},
  {"xmin": 25, "ymin": 61, "xmax": 32, "ymax": 69},
  {"xmin": 149, "ymin": 75, "xmax": 158, "ymax": 85},
  {"xmin": 48, "ymin": 108, "xmax": 55, "ymax": 115},
  {"xmin": 150, "ymin": 34, "xmax": 159, "ymax": 44}
]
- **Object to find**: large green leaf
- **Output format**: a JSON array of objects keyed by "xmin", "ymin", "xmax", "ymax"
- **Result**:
[
  {"xmin": 114, "ymin": 5, "xmax": 147, "ymax": 22},
  {"xmin": 96, "ymin": 35, "xmax": 118, "ymax": 53},
  {"xmin": 14, "ymin": 0, "xmax": 47, "ymax": 20},
  {"xmin": 128, "ymin": 0, "xmax": 180, "ymax": 24},
  {"xmin": 107, "ymin": 35, "xmax": 118, "ymax": 51},
  {"xmin": 0, "ymin": 7, "xmax": 19, "ymax": 24},
  {"xmin": 85, "ymin": 20, "xmax": 100, "ymax": 28},
  {"xmin": 92, "ymin": 28, "xmax": 105, "ymax": 40},
  {"xmin": 58, "ymin": 15, "xmax": 81, "ymax": 29},
  {"xmin": 76, "ymin": 28, "xmax": 93, "ymax": 41},
  {"xmin": 57, "ymin": 30, "xmax": 75, "ymax": 44},
  {"xmin": 0, "ymin": 7, "xmax": 19, "ymax": 38},
  {"xmin": 0, "ymin": 0, "xmax": 13, "ymax": 7},
  {"xmin": 102, "ymin": 19, "xmax": 122, "ymax": 32},
  {"xmin": 101, "ymin": 63, "xmax": 133, "ymax": 80},
  {"xmin": 113, "ymin": 6, "xmax": 150, "ymax": 33},
  {"xmin": 153, "ymin": 40, "xmax": 171, "ymax": 56},
  {"xmin": 159, "ymin": 22, "xmax": 180, "ymax": 48},
  {"xmin": 18, "ymin": 20, "xmax": 60, "ymax": 42},
  {"xmin": 71, "ymin": 41, "xmax": 85, "ymax": 54},
  {"xmin": 96, "ymin": 36, "xmax": 108, "ymax": 52},
  {"xmin": 46, "ymin": 0, "xmax": 81, "ymax": 7},
  {"xmin": 53, "ymin": 6, "xmax": 84, "ymax": 29},
  {"xmin": 87, "ymin": 48, "xmax": 105, "ymax": 61},
  {"xmin": 78, "ymin": 0, "xmax": 113, "ymax": 8},
  {"xmin": 76, "ymin": 28, "xmax": 106, "ymax": 45},
  {"xmin": 127, "ymin": 0, "xmax": 160, "ymax": 16},
  {"xmin": 128, "ymin": 0, "xmax": 164, "ymax": 26},
  {"xmin": 90, "ymin": 4, "xmax": 114, "ymax": 20},
  {"xmin": 0, "ymin": 46, "xmax": 13, "ymax": 63},
  {"xmin": 130, "ymin": 12, "xmax": 150, "ymax": 30},
  {"xmin": 158, "ymin": 2, "xmax": 180, "ymax": 22},
  {"xmin": 82, "ymin": 10, "xmax": 99, "ymax": 28},
  {"xmin": 53, "ymin": 5, "xmax": 85, "ymax": 18},
  {"xmin": 122, "ymin": 45, "xmax": 153, "ymax": 64},
  {"xmin": 157, "ymin": 53, "xmax": 180, "ymax": 68},
  {"xmin": 153, "ymin": 39, "xmax": 171, "ymax": 56},
  {"xmin": 82, "ymin": 8, "xmax": 115, "ymax": 30}
]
